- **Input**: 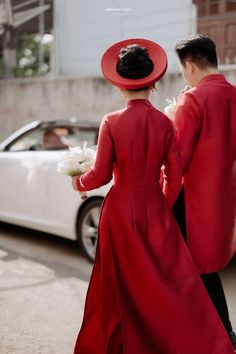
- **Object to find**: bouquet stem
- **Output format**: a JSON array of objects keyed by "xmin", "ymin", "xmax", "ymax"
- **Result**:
[{"xmin": 80, "ymin": 191, "xmax": 88, "ymax": 200}]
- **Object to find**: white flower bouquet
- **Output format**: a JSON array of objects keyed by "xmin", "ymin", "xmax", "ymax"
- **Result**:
[
  {"xmin": 164, "ymin": 87, "xmax": 190, "ymax": 119},
  {"xmin": 57, "ymin": 143, "xmax": 96, "ymax": 177},
  {"xmin": 57, "ymin": 143, "xmax": 96, "ymax": 199},
  {"xmin": 164, "ymin": 97, "xmax": 177, "ymax": 119}
]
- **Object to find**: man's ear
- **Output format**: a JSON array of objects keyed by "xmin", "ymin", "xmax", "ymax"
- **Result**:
[{"xmin": 185, "ymin": 60, "xmax": 195, "ymax": 74}]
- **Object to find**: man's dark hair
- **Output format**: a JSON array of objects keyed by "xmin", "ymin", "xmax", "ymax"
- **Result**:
[{"xmin": 175, "ymin": 34, "xmax": 218, "ymax": 69}]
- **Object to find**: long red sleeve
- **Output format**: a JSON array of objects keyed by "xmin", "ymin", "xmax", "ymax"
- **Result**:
[
  {"xmin": 174, "ymin": 92, "xmax": 202, "ymax": 175},
  {"xmin": 162, "ymin": 125, "xmax": 182, "ymax": 207},
  {"xmin": 76, "ymin": 117, "xmax": 114, "ymax": 191}
]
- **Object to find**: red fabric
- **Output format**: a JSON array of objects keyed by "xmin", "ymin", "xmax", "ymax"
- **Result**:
[
  {"xmin": 174, "ymin": 74, "xmax": 236, "ymax": 274},
  {"xmin": 74, "ymin": 99, "xmax": 234, "ymax": 354}
]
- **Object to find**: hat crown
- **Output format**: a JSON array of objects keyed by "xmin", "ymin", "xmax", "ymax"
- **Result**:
[
  {"xmin": 119, "ymin": 44, "xmax": 148, "ymax": 61},
  {"xmin": 117, "ymin": 44, "xmax": 154, "ymax": 80},
  {"xmin": 101, "ymin": 38, "xmax": 168, "ymax": 89}
]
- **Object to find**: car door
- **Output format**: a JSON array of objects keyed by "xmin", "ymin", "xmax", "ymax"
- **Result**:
[
  {"xmin": 38, "ymin": 126, "xmax": 100, "ymax": 238},
  {"xmin": 0, "ymin": 128, "xmax": 47, "ymax": 228}
]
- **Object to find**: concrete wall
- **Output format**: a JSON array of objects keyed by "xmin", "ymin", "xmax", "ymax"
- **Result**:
[
  {"xmin": 0, "ymin": 68, "xmax": 236, "ymax": 142},
  {"xmin": 0, "ymin": 76, "xmax": 118, "ymax": 141}
]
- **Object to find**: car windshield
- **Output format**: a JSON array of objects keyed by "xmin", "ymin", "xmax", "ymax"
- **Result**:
[{"xmin": 6, "ymin": 126, "xmax": 98, "ymax": 152}]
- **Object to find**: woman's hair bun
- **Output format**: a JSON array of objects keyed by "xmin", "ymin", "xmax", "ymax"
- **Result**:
[
  {"xmin": 117, "ymin": 44, "xmax": 154, "ymax": 79},
  {"xmin": 119, "ymin": 45, "xmax": 149, "ymax": 61}
]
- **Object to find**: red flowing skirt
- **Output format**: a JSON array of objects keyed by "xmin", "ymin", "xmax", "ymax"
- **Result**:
[{"xmin": 74, "ymin": 184, "xmax": 234, "ymax": 354}]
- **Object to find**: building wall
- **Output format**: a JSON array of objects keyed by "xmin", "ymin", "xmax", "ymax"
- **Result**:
[
  {"xmin": 194, "ymin": 0, "xmax": 236, "ymax": 64},
  {"xmin": 54, "ymin": 0, "xmax": 193, "ymax": 76},
  {"xmin": 0, "ymin": 68, "xmax": 235, "ymax": 142}
]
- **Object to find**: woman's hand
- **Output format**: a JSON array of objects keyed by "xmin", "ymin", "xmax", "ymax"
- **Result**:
[
  {"xmin": 71, "ymin": 176, "xmax": 79, "ymax": 191},
  {"xmin": 71, "ymin": 176, "xmax": 88, "ymax": 200}
]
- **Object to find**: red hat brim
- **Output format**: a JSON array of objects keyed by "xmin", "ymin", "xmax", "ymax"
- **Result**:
[{"xmin": 101, "ymin": 38, "xmax": 168, "ymax": 89}]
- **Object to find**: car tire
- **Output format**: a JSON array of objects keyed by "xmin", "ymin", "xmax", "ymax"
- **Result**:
[{"xmin": 77, "ymin": 198, "xmax": 103, "ymax": 262}]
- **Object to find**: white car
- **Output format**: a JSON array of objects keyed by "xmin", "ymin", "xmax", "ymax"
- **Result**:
[{"xmin": 0, "ymin": 119, "xmax": 111, "ymax": 261}]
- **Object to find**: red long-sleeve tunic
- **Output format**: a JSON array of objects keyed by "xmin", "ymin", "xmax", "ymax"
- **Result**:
[
  {"xmin": 174, "ymin": 74, "xmax": 236, "ymax": 274},
  {"xmin": 74, "ymin": 99, "xmax": 234, "ymax": 354}
]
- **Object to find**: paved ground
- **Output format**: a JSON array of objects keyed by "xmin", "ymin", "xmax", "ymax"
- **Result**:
[
  {"xmin": 0, "ymin": 223, "xmax": 92, "ymax": 354},
  {"xmin": 0, "ymin": 222, "xmax": 235, "ymax": 354}
]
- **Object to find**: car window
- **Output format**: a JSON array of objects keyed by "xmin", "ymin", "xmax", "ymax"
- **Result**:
[
  {"xmin": 41, "ymin": 127, "xmax": 98, "ymax": 149},
  {"xmin": 64, "ymin": 128, "xmax": 98, "ymax": 147},
  {"xmin": 6, "ymin": 126, "xmax": 99, "ymax": 152},
  {"xmin": 7, "ymin": 128, "xmax": 44, "ymax": 152}
]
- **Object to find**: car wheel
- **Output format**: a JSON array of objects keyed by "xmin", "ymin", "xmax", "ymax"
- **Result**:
[{"xmin": 77, "ymin": 198, "xmax": 103, "ymax": 262}]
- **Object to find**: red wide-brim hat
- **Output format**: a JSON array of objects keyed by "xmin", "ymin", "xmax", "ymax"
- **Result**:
[{"xmin": 101, "ymin": 38, "xmax": 168, "ymax": 89}]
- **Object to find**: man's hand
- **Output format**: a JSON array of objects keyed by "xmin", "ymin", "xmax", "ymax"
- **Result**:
[{"xmin": 181, "ymin": 85, "xmax": 190, "ymax": 94}]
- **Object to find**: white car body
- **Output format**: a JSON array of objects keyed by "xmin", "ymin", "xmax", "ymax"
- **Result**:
[{"xmin": 0, "ymin": 120, "xmax": 111, "ymax": 260}]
